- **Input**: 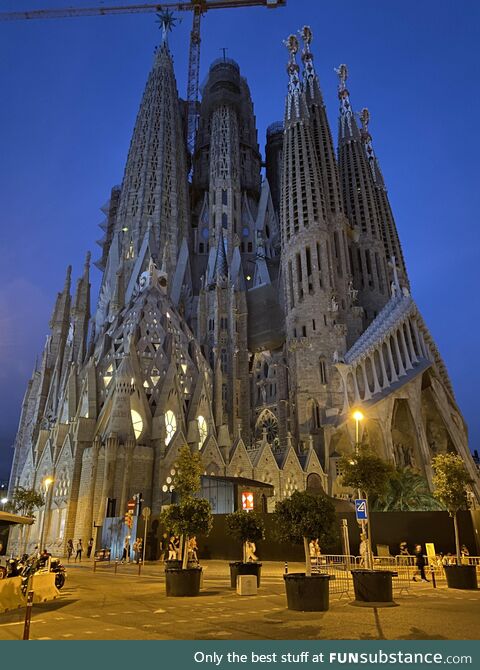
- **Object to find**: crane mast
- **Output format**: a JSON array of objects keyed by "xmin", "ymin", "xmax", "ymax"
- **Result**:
[{"xmin": 0, "ymin": 1, "xmax": 285, "ymax": 157}]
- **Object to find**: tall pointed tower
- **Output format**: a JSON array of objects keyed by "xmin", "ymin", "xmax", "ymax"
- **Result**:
[
  {"xmin": 94, "ymin": 29, "xmax": 190, "ymax": 332},
  {"xmin": 359, "ymin": 107, "xmax": 409, "ymax": 288},
  {"xmin": 337, "ymin": 65, "xmax": 390, "ymax": 325},
  {"xmin": 280, "ymin": 34, "xmax": 348, "ymax": 457}
]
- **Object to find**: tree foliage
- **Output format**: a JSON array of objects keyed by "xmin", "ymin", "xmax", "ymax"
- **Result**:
[
  {"xmin": 371, "ymin": 468, "xmax": 445, "ymax": 512},
  {"xmin": 172, "ymin": 444, "xmax": 203, "ymax": 501},
  {"xmin": 339, "ymin": 447, "xmax": 394, "ymax": 499},
  {"xmin": 431, "ymin": 453, "xmax": 472, "ymax": 515},
  {"xmin": 160, "ymin": 498, "xmax": 213, "ymax": 539},
  {"xmin": 273, "ymin": 490, "xmax": 338, "ymax": 549},
  {"xmin": 225, "ymin": 510, "xmax": 265, "ymax": 544},
  {"xmin": 6, "ymin": 486, "xmax": 44, "ymax": 518}
]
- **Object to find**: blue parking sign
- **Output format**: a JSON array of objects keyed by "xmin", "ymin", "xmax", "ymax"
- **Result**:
[{"xmin": 355, "ymin": 499, "xmax": 368, "ymax": 520}]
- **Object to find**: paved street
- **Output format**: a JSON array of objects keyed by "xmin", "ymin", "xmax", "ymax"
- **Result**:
[{"xmin": 1, "ymin": 560, "xmax": 479, "ymax": 640}]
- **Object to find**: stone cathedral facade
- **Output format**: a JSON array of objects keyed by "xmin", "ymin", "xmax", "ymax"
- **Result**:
[{"xmin": 8, "ymin": 26, "xmax": 479, "ymax": 554}]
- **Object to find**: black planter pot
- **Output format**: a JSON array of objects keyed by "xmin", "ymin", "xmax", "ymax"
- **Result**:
[
  {"xmin": 351, "ymin": 570, "xmax": 396, "ymax": 605},
  {"xmin": 283, "ymin": 573, "xmax": 332, "ymax": 612},
  {"xmin": 164, "ymin": 559, "xmax": 182, "ymax": 569},
  {"xmin": 444, "ymin": 565, "xmax": 478, "ymax": 590},
  {"xmin": 165, "ymin": 567, "xmax": 202, "ymax": 597},
  {"xmin": 229, "ymin": 562, "xmax": 262, "ymax": 588}
]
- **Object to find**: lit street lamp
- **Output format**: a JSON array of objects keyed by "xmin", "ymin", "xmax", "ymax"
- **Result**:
[
  {"xmin": 1, "ymin": 497, "xmax": 8, "ymax": 510},
  {"xmin": 38, "ymin": 476, "xmax": 54, "ymax": 552},
  {"xmin": 352, "ymin": 409, "xmax": 372, "ymax": 569}
]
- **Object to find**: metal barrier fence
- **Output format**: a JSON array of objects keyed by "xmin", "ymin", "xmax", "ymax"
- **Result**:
[{"xmin": 311, "ymin": 555, "xmax": 356, "ymax": 598}]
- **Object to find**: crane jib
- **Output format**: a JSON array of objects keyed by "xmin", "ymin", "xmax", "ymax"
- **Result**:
[{"xmin": 0, "ymin": 1, "xmax": 286, "ymax": 22}]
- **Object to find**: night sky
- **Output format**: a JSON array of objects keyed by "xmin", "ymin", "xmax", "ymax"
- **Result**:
[{"xmin": 0, "ymin": 0, "xmax": 479, "ymax": 480}]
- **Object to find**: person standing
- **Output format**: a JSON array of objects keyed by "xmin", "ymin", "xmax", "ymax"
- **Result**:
[
  {"xmin": 160, "ymin": 533, "xmax": 169, "ymax": 562},
  {"xmin": 122, "ymin": 536, "xmax": 130, "ymax": 563},
  {"xmin": 86, "ymin": 537, "xmax": 94, "ymax": 559},
  {"xmin": 168, "ymin": 536, "xmax": 177, "ymax": 560},
  {"xmin": 413, "ymin": 544, "xmax": 428, "ymax": 582},
  {"xmin": 359, "ymin": 533, "xmax": 367, "ymax": 567},
  {"xmin": 75, "ymin": 539, "xmax": 83, "ymax": 562},
  {"xmin": 66, "ymin": 539, "xmax": 74, "ymax": 561}
]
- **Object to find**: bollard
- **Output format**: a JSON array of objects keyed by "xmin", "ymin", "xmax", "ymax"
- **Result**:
[
  {"xmin": 430, "ymin": 564, "xmax": 436, "ymax": 588},
  {"xmin": 284, "ymin": 561, "xmax": 288, "ymax": 575},
  {"xmin": 114, "ymin": 560, "xmax": 118, "ymax": 574},
  {"xmin": 138, "ymin": 561, "xmax": 142, "ymax": 576},
  {"xmin": 23, "ymin": 590, "xmax": 34, "ymax": 640}
]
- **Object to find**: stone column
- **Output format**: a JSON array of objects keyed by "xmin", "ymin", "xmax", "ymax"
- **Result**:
[
  {"xmin": 399, "ymin": 325, "xmax": 413, "ymax": 370},
  {"xmin": 392, "ymin": 331, "xmax": 406, "ymax": 376}
]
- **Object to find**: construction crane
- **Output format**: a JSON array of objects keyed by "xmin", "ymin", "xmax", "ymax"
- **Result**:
[{"xmin": 0, "ymin": 1, "xmax": 286, "ymax": 155}]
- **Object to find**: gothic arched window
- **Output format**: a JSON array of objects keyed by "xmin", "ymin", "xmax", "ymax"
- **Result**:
[{"xmin": 164, "ymin": 410, "xmax": 177, "ymax": 446}]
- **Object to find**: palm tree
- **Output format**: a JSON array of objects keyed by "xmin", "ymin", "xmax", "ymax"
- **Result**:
[{"xmin": 371, "ymin": 468, "xmax": 445, "ymax": 512}]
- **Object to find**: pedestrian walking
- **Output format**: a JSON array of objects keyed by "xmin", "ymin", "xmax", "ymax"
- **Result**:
[
  {"xmin": 75, "ymin": 539, "xmax": 83, "ymax": 562},
  {"xmin": 66, "ymin": 539, "xmax": 74, "ymax": 561},
  {"xmin": 188, "ymin": 536, "xmax": 198, "ymax": 563},
  {"xmin": 412, "ymin": 544, "xmax": 429, "ymax": 582},
  {"xmin": 160, "ymin": 533, "xmax": 169, "ymax": 562},
  {"xmin": 168, "ymin": 535, "xmax": 176, "ymax": 560},
  {"xmin": 122, "ymin": 536, "xmax": 130, "ymax": 563},
  {"xmin": 399, "ymin": 541, "xmax": 409, "ymax": 556},
  {"xmin": 87, "ymin": 537, "xmax": 94, "ymax": 559}
]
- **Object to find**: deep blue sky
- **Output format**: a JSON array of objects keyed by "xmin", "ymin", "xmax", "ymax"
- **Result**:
[{"xmin": 0, "ymin": 0, "xmax": 479, "ymax": 479}]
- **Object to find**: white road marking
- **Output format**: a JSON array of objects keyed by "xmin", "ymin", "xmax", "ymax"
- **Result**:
[
  {"xmin": 62, "ymin": 633, "xmax": 73, "ymax": 638},
  {"xmin": 154, "ymin": 609, "xmax": 166, "ymax": 613},
  {"xmin": 37, "ymin": 637, "xmax": 52, "ymax": 640}
]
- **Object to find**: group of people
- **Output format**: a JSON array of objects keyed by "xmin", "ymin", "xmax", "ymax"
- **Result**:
[
  {"xmin": 399, "ymin": 541, "xmax": 471, "ymax": 582},
  {"xmin": 159, "ymin": 534, "xmax": 199, "ymax": 563},
  {"xmin": 121, "ymin": 536, "xmax": 143, "ymax": 563},
  {"xmin": 66, "ymin": 538, "xmax": 94, "ymax": 562}
]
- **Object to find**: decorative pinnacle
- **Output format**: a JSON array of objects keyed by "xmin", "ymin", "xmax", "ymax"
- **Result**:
[
  {"xmin": 335, "ymin": 63, "xmax": 348, "ymax": 93},
  {"xmin": 156, "ymin": 9, "xmax": 178, "ymax": 44},
  {"xmin": 300, "ymin": 25, "xmax": 313, "ymax": 47},
  {"xmin": 84, "ymin": 250, "xmax": 91, "ymax": 271},
  {"xmin": 360, "ymin": 107, "xmax": 370, "ymax": 131}
]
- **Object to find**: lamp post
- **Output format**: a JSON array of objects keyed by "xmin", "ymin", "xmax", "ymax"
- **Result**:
[
  {"xmin": 1, "ymin": 497, "xmax": 7, "ymax": 510},
  {"xmin": 352, "ymin": 410, "xmax": 372, "ymax": 569},
  {"xmin": 38, "ymin": 477, "xmax": 54, "ymax": 553}
]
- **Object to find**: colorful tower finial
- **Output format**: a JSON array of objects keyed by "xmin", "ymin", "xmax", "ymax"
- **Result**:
[
  {"xmin": 284, "ymin": 34, "xmax": 302, "ymax": 120},
  {"xmin": 299, "ymin": 25, "xmax": 318, "ymax": 98},
  {"xmin": 335, "ymin": 64, "xmax": 355, "ymax": 138}
]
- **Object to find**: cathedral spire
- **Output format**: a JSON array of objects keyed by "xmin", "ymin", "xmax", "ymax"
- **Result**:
[
  {"xmin": 211, "ymin": 227, "xmax": 229, "ymax": 285},
  {"xmin": 299, "ymin": 25, "xmax": 322, "ymax": 104},
  {"xmin": 299, "ymin": 26, "xmax": 344, "ymax": 218},
  {"xmin": 105, "ymin": 29, "xmax": 189, "ymax": 310},
  {"xmin": 336, "ymin": 64, "xmax": 362, "ymax": 143},
  {"xmin": 284, "ymin": 35, "xmax": 305, "ymax": 125},
  {"xmin": 359, "ymin": 108, "xmax": 409, "ymax": 286},
  {"xmin": 337, "ymin": 65, "xmax": 390, "ymax": 322}
]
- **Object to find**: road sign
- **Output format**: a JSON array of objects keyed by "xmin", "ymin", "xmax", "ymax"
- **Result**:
[
  {"xmin": 355, "ymin": 499, "xmax": 368, "ymax": 520},
  {"xmin": 142, "ymin": 506, "xmax": 151, "ymax": 520}
]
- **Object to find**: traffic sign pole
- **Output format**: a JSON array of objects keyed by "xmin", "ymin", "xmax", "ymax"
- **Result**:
[{"xmin": 142, "ymin": 506, "xmax": 151, "ymax": 565}]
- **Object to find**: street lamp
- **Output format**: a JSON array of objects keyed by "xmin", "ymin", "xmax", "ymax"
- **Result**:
[
  {"xmin": 351, "ymin": 409, "xmax": 372, "ymax": 569},
  {"xmin": 38, "ymin": 476, "xmax": 54, "ymax": 552},
  {"xmin": 1, "ymin": 497, "xmax": 7, "ymax": 510}
]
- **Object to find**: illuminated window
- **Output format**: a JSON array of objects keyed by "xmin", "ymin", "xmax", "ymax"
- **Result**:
[
  {"xmin": 197, "ymin": 415, "xmax": 208, "ymax": 448},
  {"xmin": 103, "ymin": 364, "xmax": 113, "ymax": 388},
  {"xmin": 165, "ymin": 410, "xmax": 177, "ymax": 446},
  {"xmin": 130, "ymin": 410, "xmax": 143, "ymax": 441}
]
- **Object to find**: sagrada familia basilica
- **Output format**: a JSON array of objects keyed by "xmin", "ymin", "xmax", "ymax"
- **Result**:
[{"xmin": 8, "ymin": 24, "xmax": 479, "ymax": 553}]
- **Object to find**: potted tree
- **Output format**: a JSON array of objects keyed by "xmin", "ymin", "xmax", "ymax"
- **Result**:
[
  {"xmin": 225, "ymin": 510, "xmax": 265, "ymax": 588},
  {"xmin": 160, "ymin": 445, "xmax": 213, "ymax": 596},
  {"xmin": 273, "ymin": 490, "xmax": 338, "ymax": 611},
  {"xmin": 431, "ymin": 453, "xmax": 477, "ymax": 590},
  {"xmin": 340, "ymin": 446, "xmax": 396, "ymax": 604}
]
